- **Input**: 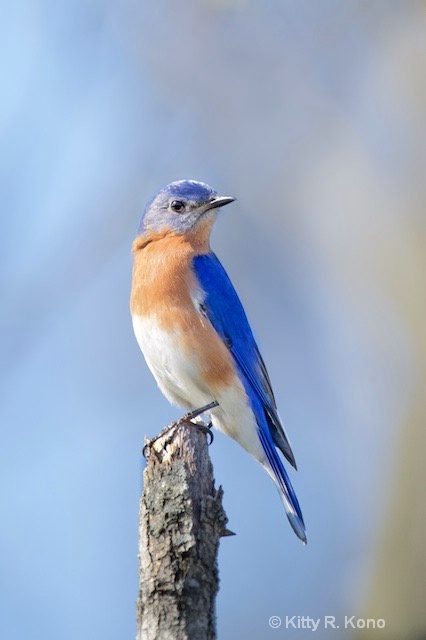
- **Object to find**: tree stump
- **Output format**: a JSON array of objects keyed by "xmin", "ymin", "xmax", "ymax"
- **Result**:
[{"xmin": 137, "ymin": 422, "xmax": 233, "ymax": 640}]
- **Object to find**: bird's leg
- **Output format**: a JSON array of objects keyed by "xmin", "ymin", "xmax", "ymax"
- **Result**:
[
  {"xmin": 143, "ymin": 401, "xmax": 218, "ymax": 458},
  {"xmin": 177, "ymin": 400, "xmax": 218, "ymax": 425}
]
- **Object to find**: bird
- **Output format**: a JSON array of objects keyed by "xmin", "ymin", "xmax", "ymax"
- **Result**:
[{"xmin": 130, "ymin": 179, "xmax": 306, "ymax": 543}]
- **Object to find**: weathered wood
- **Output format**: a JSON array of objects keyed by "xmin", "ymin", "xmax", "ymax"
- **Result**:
[{"xmin": 137, "ymin": 422, "xmax": 232, "ymax": 640}]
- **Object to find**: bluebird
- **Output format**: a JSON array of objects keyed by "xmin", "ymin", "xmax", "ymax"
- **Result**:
[{"xmin": 130, "ymin": 180, "xmax": 306, "ymax": 543}]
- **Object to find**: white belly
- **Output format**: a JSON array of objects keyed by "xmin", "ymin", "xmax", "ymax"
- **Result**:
[
  {"xmin": 132, "ymin": 313, "xmax": 266, "ymax": 464},
  {"xmin": 132, "ymin": 313, "xmax": 213, "ymax": 408}
]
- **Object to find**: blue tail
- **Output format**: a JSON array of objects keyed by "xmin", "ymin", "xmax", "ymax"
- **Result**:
[
  {"xmin": 246, "ymin": 386, "xmax": 306, "ymax": 543},
  {"xmin": 258, "ymin": 425, "xmax": 307, "ymax": 543}
]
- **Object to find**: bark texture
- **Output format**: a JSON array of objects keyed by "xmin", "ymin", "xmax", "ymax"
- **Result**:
[{"xmin": 137, "ymin": 423, "xmax": 232, "ymax": 640}]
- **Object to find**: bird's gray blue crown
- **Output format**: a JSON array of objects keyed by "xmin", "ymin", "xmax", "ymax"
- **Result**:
[{"xmin": 137, "ymin": 179, "xmax": 234, "ymax": 236}]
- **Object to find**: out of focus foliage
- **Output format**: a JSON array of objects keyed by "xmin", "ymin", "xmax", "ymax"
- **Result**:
[{"xmin": 1, "ymin": 2, "xmax": 425, "ymax": 639}]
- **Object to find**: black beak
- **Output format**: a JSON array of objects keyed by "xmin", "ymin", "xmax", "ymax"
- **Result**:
[{"xmin": 208, "ymin": 196, "xmax": 236, "ymax": 210}]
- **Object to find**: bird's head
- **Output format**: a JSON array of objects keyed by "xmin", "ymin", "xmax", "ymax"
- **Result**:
[{"xmin": 137, "ymin": 180, "xmax": 235, "ymax": 240}]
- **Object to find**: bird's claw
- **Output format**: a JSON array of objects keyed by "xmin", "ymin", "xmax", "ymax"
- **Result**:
[
  {"xmin": 142, "ymin": 442, "xmax": 151, "ymax": 459},
  {"xmin": 186, "ymin": 420, "xmax": 214, "ymax": 445},
  {"xmin": 142, "ymin": 408, "xmax": 216, "ymax": 459}
]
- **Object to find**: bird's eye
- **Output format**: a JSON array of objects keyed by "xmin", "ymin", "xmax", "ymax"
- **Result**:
[{"xmin": 170, "ymin": 200, "xmax": 185, "ymax": 213}]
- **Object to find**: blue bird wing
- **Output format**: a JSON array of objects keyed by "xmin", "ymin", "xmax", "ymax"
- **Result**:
[{"xmin": 193, "ymin": 253, "xmax": 306, "ymax": 542}]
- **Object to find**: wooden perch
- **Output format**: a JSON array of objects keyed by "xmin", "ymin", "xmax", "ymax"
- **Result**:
[{"xmin": 137, "ymin": 421, "xmax": 233, "ymax": 640}]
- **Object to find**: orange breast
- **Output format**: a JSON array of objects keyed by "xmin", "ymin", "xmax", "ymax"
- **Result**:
[{"xmin": 130, "ymin": 231, "xmax": 236, "ymax": 388}]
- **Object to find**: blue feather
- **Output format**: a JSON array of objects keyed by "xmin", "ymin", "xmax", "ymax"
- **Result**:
[
  {"xmin": 193, "ymin": 253, "xmax": 306, "ymax": 542},
  {"xmin": 193, "ymin": 253, "xmax": 296, "ymax": 466}
]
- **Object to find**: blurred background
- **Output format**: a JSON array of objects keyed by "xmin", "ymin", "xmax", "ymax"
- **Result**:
[{"xmin": 1, "ymin": 1, "xmax": 426, "ymax": 638}]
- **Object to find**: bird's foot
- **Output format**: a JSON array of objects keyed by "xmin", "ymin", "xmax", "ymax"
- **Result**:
[
  {"xmin": 185, "ymin": 420, "xmax": 214, "ymax": 445},
  {"xmin": 143, "ymin": 401, "xmax": 218, "ymax": 458},
  {"xmin": 177, "ymin": 400, "xmax": 219, "ymax": 425}
]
